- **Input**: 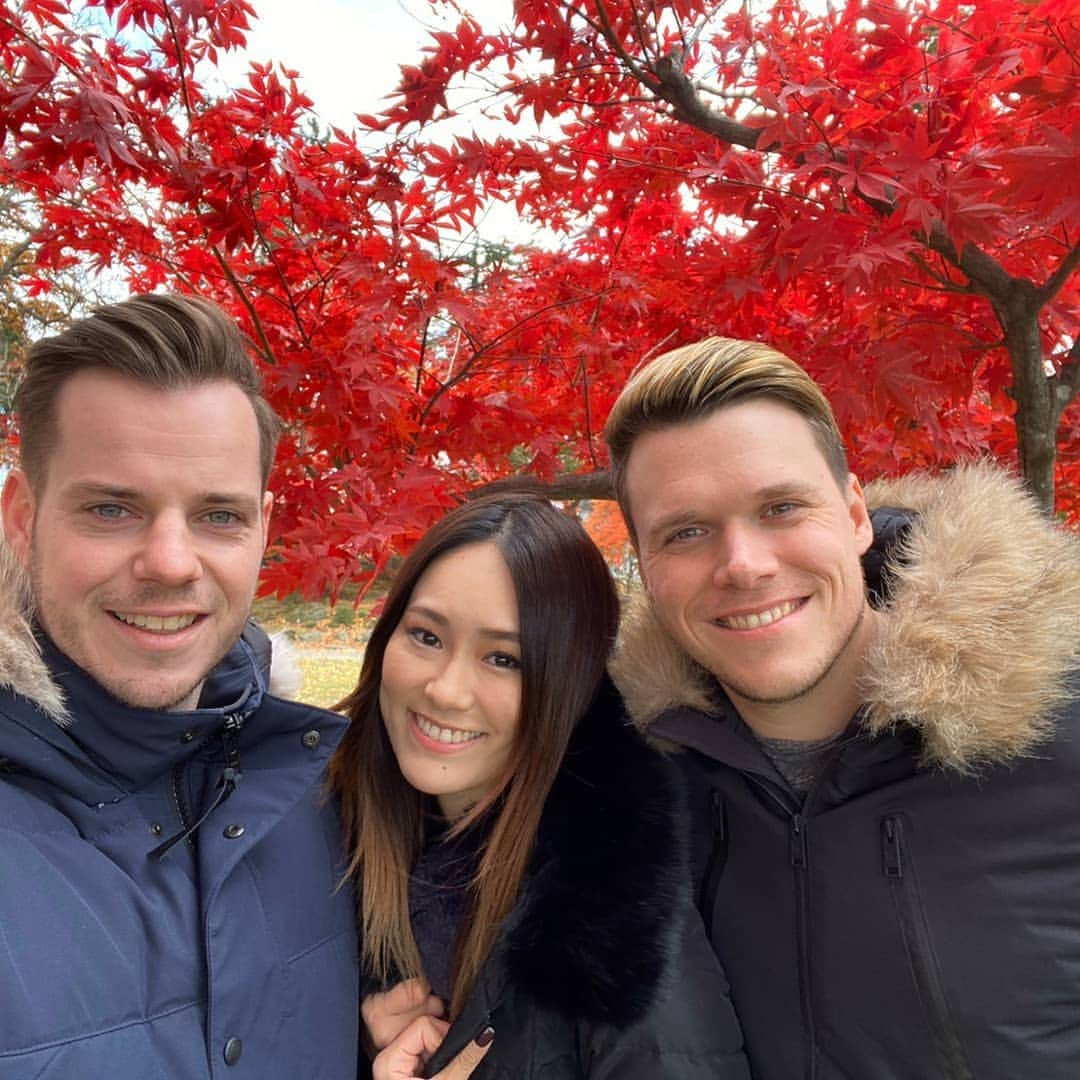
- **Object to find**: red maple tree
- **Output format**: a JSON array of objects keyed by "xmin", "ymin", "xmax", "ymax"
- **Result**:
[{"xmin": 2, "ymin": 0, "xmax": 1077, "ymax": 598}]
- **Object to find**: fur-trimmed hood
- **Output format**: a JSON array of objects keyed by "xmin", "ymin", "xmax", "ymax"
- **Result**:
[
  {"xmin": 495, "ymin": 677, "xmax": 687, "ymax": 1029},
  {"xmin": 0, "ymin": 542, "xmax": 66, "ymax": 720},
  {"xmin": 613, "ymin": 462, "xmax": 1080, "ymax": 772}
]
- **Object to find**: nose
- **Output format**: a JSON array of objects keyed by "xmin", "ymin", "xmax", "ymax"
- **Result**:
[
  {"xmin": 132, "ymin": 513, "xmax": 202, "ymax": 585},
  {"xmin": 713, "ymin": 522, "xmax": 779, "ymax": 590},
  {"xmin": 424, "ymin": 652, "xmax": 475, "ymax": 713}
]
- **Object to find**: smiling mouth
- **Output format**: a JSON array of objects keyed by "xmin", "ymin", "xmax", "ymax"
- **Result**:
[
  {"xmin": 715, "ymin": 599, "xmax": 803, "ymax": 630},
  {"xmin": 413, "ymin": 712, "xmax": 484, "ymax": 745},
  {"xmin": 112, "ymin": 612, "xmax": 200, "ymax": 633}
]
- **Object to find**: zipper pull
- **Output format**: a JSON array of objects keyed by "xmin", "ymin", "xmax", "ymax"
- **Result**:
[
  {"xmin": 881, "ymin": 816, "xmax": 904, "ymax": 878},
  {"xmin": 218, "ymin": 711, "xmax": 246, "ymax": 794},
  {"xmin": 149, "ymin": 711, "xmax": 249, "ymax": 860},
  {"xmin": 790, "ymin": 813, "xmax": 808, "ymax": 869}
]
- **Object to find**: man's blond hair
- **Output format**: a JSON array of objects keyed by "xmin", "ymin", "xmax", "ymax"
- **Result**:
[{"xmin": 604, "ymin": 337, "xmax": 848, "ymax": 539}]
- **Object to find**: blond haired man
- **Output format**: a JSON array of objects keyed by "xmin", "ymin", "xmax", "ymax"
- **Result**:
[{"xmin": 607, "ymin": 337, "xmax": 1080, "ymax": 1079}]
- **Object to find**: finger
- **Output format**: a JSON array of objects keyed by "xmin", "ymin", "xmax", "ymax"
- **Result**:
[
  {"xmin": 371, "ymin": 1017, "xmax": 451, "ymax": 1080},
  {"xmin": 374, "ymin": 977, "xmax": 434, "ymax": 1018},
  {"xmin": 431, "ymin": 1026, "xmax": 495, "ymax": 1080},
  {"xmin": 363, "ymin": 979, "xmax": 444, "ymax": 1050}
]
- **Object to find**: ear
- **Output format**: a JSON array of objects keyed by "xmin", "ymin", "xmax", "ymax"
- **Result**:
[
  {"xmin": 260, "ymin": 490, "xmax": 273, "ymax": 549},
  {"xmin": 637, "ymin": 557, "xmax": 653, "ymax": 598},
  {"xmin": 2, "ymin": 469, "xmax": 36, "ymax": 568},
  {"xmin": 846, "ymin": 474, "xmax": 874, "ymax": 556}
]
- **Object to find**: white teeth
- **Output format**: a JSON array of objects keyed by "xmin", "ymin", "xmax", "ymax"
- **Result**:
[
  {"xmin": 414, "ymin": 713, "xmax": 483, "ymax": 745},
  {"xmin": 115, "ymin": 613, "xmax": 198, "ymax": 633},
  {"xmin": 719, "ymin": 600, "xmax": 798, "ymax": 630}
]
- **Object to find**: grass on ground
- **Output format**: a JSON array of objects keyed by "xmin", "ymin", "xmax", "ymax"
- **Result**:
[{"xmin": 253, "ymin": 585, "xmax": 380, "ymax": 709}]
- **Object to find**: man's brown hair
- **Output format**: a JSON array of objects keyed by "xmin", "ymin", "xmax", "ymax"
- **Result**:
[
  {"xmin": 14, "ymin": 292, "xmax": 284, "ymax": 489},
  {"xmin": 604, "ymin": 336, "xmax": 849, "ymax": 539}
]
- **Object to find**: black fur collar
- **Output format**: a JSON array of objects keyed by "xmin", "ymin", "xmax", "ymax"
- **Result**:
[{"xmin": 503, "ymin": 677, "xmax": 686, "ymax": 1029}]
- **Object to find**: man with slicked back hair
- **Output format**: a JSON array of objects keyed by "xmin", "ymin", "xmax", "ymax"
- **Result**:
[
  {"xmin": 607, "ymin": 336, "xmax": 1080, "ymax": 1079},
  {"xmin": 0, "ymin": 294, "xmax": 359, "ymax": 1078}
]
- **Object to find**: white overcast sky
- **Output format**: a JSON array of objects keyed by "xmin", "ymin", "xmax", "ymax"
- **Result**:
[
  {"xmin": 219, "ymin": 0, "xmax": 515, "ymax": 132},
  {"xmin": 214, "ymin": 0, "xmax": 546, "ymax": 243}
]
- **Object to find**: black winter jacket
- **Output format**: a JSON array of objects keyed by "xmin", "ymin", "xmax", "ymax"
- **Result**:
[
  {"xmin": 414, "ymin": 679, "xmax": 751, "ymax": 1079},
  {"xmin": 613, "ymin": 463, "xmax": 1080, "ymax": 1079}
]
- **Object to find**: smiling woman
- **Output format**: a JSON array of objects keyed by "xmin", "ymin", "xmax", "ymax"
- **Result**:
[
  {"xmin": 378, "ymin": 540, "xmax": 522, "ymax": 821},
  {"xmin": 328, "ymin": 493, "xmax": 749, "ymax": 1080}
]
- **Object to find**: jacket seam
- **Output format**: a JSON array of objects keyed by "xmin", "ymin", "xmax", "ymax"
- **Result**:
[{"xmin": 0, "ymin": 999, "xmax": 203, "ymax": 1057}]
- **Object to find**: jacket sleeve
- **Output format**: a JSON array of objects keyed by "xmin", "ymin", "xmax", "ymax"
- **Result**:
[{"xmin": 578, "ymin": 902, "xmax": 751, "ymax": 1079}]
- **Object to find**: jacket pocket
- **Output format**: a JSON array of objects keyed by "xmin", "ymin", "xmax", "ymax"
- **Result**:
[{"xmin": 880, "ymin": 814, "xmax": 973, "ymax": 1080}]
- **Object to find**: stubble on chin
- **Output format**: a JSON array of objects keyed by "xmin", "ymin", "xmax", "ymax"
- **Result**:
[{"xmin": 716, "ymin": 602, "xmax": 870, "ymax": 708}]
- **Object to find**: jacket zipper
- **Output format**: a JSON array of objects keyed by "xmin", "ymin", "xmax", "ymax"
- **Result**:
[
  {"xmin": 698, "ymin": 790, "xmax": 727, "ymax": 916},
  {"xmin": 745, "ymin": 772, "xmax": 819, "ymax": 1080},
  {"xmin": 151, "ymin": 712, "xmax": 248, "ymax": 860},
  {"xmin": 881, "ymin": 816, "xmax": 973, "ymax": 1079},
  {"xmin": 170, "ymin": 760, "xmax": 195, "ymax": 849},
  {"xmin": 790, "ymin": 812, "xmax": 816, "ymax": 1080}
]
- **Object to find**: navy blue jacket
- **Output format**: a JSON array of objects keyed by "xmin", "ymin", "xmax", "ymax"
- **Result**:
[{"xmin": 0, "ymin": 593, "xmax": 358, "ymax": 1077}]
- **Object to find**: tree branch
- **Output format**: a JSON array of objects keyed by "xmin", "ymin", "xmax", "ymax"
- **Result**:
[
  {"xmin": 212, "ymin": 248, "xmax": 278, "ymax": 367},
  {"xmin": 650, "ymin": 53, "xmax": 764, "ymax": 150},
  {"xmin": 1036, "ymin": 241, "xmax": 1080, "ymax": 307},
  {"xmin": 0, "ymin": 237, "xmax": 33, "ymax": 284},
  {"xmin": 411, "ymin": 289, "xmax": 612, "ymax": 440},
  {"xmin": 465, "ymin": 469, "xmax": 614, "ymax": 503},
  {"xmin": 924, "ymin": 225, "xmax": 1017, "ymax": 303}
]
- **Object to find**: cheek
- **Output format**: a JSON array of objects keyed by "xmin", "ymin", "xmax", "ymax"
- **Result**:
[
  {"xmin": 493, "ymin": 684, "xmax": 523, "ymax": 742},
  {"xmin": 378, "ymin": 642, "xmax": 410, "ymax": 708},
  {"xmin": 639, "ymin": 563, "xmax": 691, "ymax": 622}
]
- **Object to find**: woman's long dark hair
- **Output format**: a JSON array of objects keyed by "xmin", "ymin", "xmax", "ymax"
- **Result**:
[{"xmin": 329, "ymin": 493, "xmax": 620, "ymax": 1017}]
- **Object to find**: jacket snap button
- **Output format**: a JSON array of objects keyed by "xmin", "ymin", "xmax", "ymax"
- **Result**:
[
  {"xmin": 223, "ymin": 1036, "xmax": 243, "ymax": 1065},
  {"xmin": 223, "ymin": 823, "xmax": 245, "ymax": 839},
  {"xmin": 149, "ymin": 822, "xmax": 162, "ymax": 837},
  {"xmin": 302, "ymin": 729, "xmax": 321, "ymax": 749}
]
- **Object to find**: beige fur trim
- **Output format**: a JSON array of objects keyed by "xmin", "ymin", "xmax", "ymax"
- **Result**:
[
  {"xmin": 612, "ymin": 462, "xmax": 1080, "ymax": 771},
  {"xmin": 860, "ymin": 463, "xmax": 1080, "ymax": 770},
  {"xmin": 0, "ymin": 541, "xmax": 68, "ymax": 721},
  {"xmin": 611, "ymin": 589, "xmax": 714, "ymax": 733}
]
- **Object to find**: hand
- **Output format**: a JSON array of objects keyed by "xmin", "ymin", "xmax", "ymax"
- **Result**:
[
  {"xmin": 372, "ymin": 1017, "xmax": 494, "ymax": 1080},
  {"xmin": 363, "ymin": 977, "xmax": 445, "ymax": 1052}
]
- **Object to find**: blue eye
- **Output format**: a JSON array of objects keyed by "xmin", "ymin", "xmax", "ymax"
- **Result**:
[
  {"xmin": 668, "ymin": 525, "xmax": 705, "ymax": 544},
  {"xmin": 90, "ymin": 504, "xmax": 128, "ymax": 520},
  {"xmin": 204, "ymin": 509, "xmax": 241, "ymax": 526},
  {"xmin": 764, "ymin": 502, "xmax": 800, "ymax": 518}
]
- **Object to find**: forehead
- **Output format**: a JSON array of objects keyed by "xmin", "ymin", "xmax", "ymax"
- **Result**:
[
  {"xmin": 411, "ymin": 542, "xmax": 519, "ymax": 622},
  {"xmin": 44, "ymin": 369, "xmax": 264, "ymax": 495},
  {"xmin": 624, "ymin": 400, "xmax": 837, "ymax": 525}
]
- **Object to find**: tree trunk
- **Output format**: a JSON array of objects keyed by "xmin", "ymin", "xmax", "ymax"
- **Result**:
[{"xmin": 995, "ymin": 280, "xmax": 1058, "ymax": 515}]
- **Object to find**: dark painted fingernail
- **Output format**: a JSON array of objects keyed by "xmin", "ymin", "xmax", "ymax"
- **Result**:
[{"xmin": 475, "ymin": 1025, "xmax": 495, "ymax": 1047}]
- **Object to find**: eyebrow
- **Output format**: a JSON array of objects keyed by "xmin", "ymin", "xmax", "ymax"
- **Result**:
[
  {"xmin": 754, "ymin": 481, "xmax": 821, "ymax": 502},
  {"xmin": 406, "ymin": 604, "xmax": 521, "ymax": 644}
]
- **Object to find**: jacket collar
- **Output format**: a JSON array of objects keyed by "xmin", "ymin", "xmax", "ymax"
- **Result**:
[
  {"xmin": 0, "ymin": 540, "xmax": 268, "ymax": 802},
  {"xmin": 34, "ymin": 634, "xmax": 262, "ymax": 795},
  {"xmin": 498, "ymin": 677, "xmax": 687, "ymax": 1029},
  {"xmin": 613, "ymin": 463, "xmax": 1080, "ymax": 772}
]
